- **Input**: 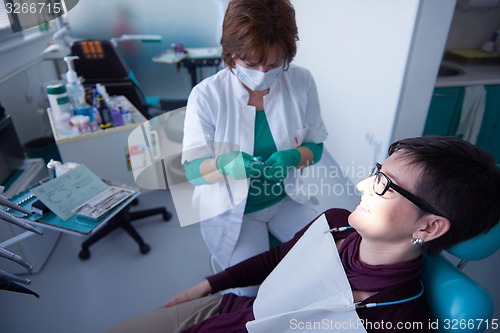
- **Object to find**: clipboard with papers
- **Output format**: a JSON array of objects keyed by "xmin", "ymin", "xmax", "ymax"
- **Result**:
[{"xmin": 6, "ymin": 165, "xmax": 139, "ymax": 236}]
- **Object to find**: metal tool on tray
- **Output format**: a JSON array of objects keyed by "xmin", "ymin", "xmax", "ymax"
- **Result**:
[{"xmin": 72, "ymin": 187, "xmax": 133, "ymax": 220}]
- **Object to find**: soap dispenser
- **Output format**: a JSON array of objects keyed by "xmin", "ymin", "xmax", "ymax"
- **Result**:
[
  {"xmin": 63, "ymin": 56, "xmax": 86, "ymax": 110},
  {"xmin": 63, "ymin": 56, "xmax": 96, "ymax": 129}
]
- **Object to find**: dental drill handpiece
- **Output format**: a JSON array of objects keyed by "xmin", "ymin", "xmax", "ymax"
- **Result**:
[
  {"xmin": 0, "ymin": 210, "xmax": 43, "ymax": 235},
  {"xmin": 0, "ymin": 246, "xmax": 33, "ymax": 271},
  {"xmin": 0, "ymin": 194, "xmax": 32, "ymax": 215},
  {"xmin": 0, "ymin": 268, "xmax": 31, "ymax": 285}
]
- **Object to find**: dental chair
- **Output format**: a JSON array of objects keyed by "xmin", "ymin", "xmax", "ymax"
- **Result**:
[
  {"xmin": 423, "ymin": 222, "xmax": 500, "ymax": 333},
  {"xmin": 154, "ymin": 106, "xmax": 499, "ymax": 328}
]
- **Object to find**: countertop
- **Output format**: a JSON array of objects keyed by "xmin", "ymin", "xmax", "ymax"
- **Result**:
[{"xmin": 435, "ymin": 58, "xmax": 500, "ymax": 88}]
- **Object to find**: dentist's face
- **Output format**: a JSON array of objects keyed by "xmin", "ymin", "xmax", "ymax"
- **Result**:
[
  {"xmin": 234, "ymin": 53, "xmax": 283, "ymax": 73},
  {"xmin": 233, "ymin": 51, "xmax": 285, "ymax": 91},
  {"xmin": 348, "ymin": 152, "xmax": 424, "ymax": 245}
]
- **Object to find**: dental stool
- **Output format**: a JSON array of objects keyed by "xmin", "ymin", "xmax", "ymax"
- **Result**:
[{"xmin": 423, "ymin": 222, "xmax": 500, "ymax": 333}]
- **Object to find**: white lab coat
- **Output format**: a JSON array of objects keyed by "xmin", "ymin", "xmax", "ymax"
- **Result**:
[{"xmin": 182, "ymin": 65, "xmax": 328, "ymax": 267}]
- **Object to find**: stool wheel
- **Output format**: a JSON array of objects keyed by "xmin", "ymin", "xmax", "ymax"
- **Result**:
[
  {"xmin": 162, "ymin": 210, "xmax": 172, "ymax": 221},
  {"xmin": 79, "ymin": 248, "xmax": 90, "ymax": 260},
  {"xmin": 140, "ymin": 243, "xmax": 151, "ymax": 254}
]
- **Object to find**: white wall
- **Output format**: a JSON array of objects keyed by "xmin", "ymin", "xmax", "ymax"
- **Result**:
[
  {"xmin": 391, "ymin": 0, "xmax": 456, "ymax": 142},
  {"xmin": 0, "ymin": 33, "xmax": 59, "ymax": 145},
  {"xmin": 293, "ymin": 0, "xmax": 455, "ymax": 184}
]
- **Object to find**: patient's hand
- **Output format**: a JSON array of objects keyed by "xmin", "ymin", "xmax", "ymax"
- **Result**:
[{"xmin": 164, "ymin": 279, "xmax": 212, "ymax": 307}]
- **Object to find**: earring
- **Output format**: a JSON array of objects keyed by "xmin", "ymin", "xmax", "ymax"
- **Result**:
[{"xmin": 411, "ymin": 235, "xmax": 423, "ymax": 246}]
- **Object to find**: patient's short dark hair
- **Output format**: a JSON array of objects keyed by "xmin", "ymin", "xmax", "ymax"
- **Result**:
[{"xmin": 389, "ymin": 136, "xmax": 500, "ymax": 255}]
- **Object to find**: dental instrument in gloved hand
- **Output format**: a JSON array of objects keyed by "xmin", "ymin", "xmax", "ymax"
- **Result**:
[
  {"xmin": 263, "ymin": 149, "xmax": 301, "ymax": 182},
  {"xmin": 216, "ymin": 151, "xmax": 264, "ymax": 180}
]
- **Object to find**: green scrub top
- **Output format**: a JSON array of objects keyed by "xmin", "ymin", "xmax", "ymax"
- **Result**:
[{"xmin": 244, "ymin": 110, "xmax": 287, "ymax": 214}]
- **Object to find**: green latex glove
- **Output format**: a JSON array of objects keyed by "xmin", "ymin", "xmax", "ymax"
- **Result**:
[
  {"xmin": 184, "ymin": 157, "xmax": 209, "ymax": 186},
  {"xmin": 216, "ymin": 151, "xmax": 264, "ymax": 180},
  {"xmin": 263, "ymin": 149, "xmax": 301, "ymax": 181}
]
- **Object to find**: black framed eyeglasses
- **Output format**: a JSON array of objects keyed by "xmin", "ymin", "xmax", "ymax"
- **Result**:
[{"xmin": 370, "ymin": 163, "xmax": 443, "ymax": 216}]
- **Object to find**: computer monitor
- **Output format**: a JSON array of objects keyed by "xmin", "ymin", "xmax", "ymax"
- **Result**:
[{"xmin": 0, "ymin": 115, "xmax": 25, "ymax": 184}]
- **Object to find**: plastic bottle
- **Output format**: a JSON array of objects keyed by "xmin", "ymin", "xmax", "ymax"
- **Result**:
[
  {"xmin": 51, "ymin": 110, "xmax": 73, "ymax": 137},
  {"xmin": 110, "ymin": 105, "xmax": 124, "ymax": 126},
  {"xmin": 46, "ymin": 82, "xmax": 72, "ymax": 116},
  {"xmin": 62, "ymin": 56, "xmax": 98, "ymax": 131},
  {"xmin": 70, "ymin": 115, "xmax": 91, "ymax": 134},
  {"xmin": 95, "ymin": 83, "xmax": 125, "ymax": 127},
  {"xmin": 120, "ymin": 105, "xmax": 132, "ymax": 125},
  {"xmin": 46, "ymin": 82, "xmax": 73, "ymax": 137},
  {"xmin": 94, "ymin": 89, "xmax": 113, "ymax": 129},
  {"xmin": 74, "ymin": 106, "xmax": 97, "ymax": 131},
  {"xmin": 63, "ymin": 56, "xmax": 86, "ymax": 110},
  {"xmin": 92, "ymin": 105, "xmax": 102, "ymax": 129},
  {"xmin": 97, "ymin": 84, "xmax": 124, "ymax": 126}
]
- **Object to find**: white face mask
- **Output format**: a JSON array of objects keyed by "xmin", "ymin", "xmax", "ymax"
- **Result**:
[{"xmin": 235, "ymin": 64, "xmax": 283, "ymax": 91}]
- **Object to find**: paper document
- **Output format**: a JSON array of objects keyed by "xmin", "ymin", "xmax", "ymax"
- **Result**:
[
  {"xmin": 30, "ymin": 165, "xmax": 109, "ymax": 220},
  {"xmin": 247, "ymin": 214, "xmax": 366, "ymax": 332}
]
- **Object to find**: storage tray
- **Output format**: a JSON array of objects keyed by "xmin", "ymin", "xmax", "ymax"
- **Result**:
[{"xmin": 71, "ymin": 186, "xmax": 134, "ymax": 220}]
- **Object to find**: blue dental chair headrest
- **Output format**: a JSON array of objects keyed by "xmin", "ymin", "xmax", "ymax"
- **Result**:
[
  {"xmin": 423, "ymin": 222, "xmax": 499, "ymax": 333},
  {"xmin": 445, "ymin": 222, "xmax": 500, "ymax": 261}
]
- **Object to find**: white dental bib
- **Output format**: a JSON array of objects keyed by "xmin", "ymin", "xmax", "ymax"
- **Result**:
[{"xmin": 246, "ymin": 214, "xmax": 367, "ymax": 332}]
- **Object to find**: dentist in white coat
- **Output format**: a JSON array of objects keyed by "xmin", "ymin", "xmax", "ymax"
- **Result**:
[{"xmin": 182, "ymin": 0, "xmax": 327, "ymax": 296}]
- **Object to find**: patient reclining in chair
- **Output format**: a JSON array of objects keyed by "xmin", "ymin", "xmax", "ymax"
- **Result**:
[{"xmin": 102, "ymin": 136, "xmax": 500, "ymax": 333}]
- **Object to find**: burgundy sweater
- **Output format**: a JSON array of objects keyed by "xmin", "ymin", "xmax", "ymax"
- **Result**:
[{"xmin": 184, "ymin": 209, "xmax": 434, "ymax": 332}]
